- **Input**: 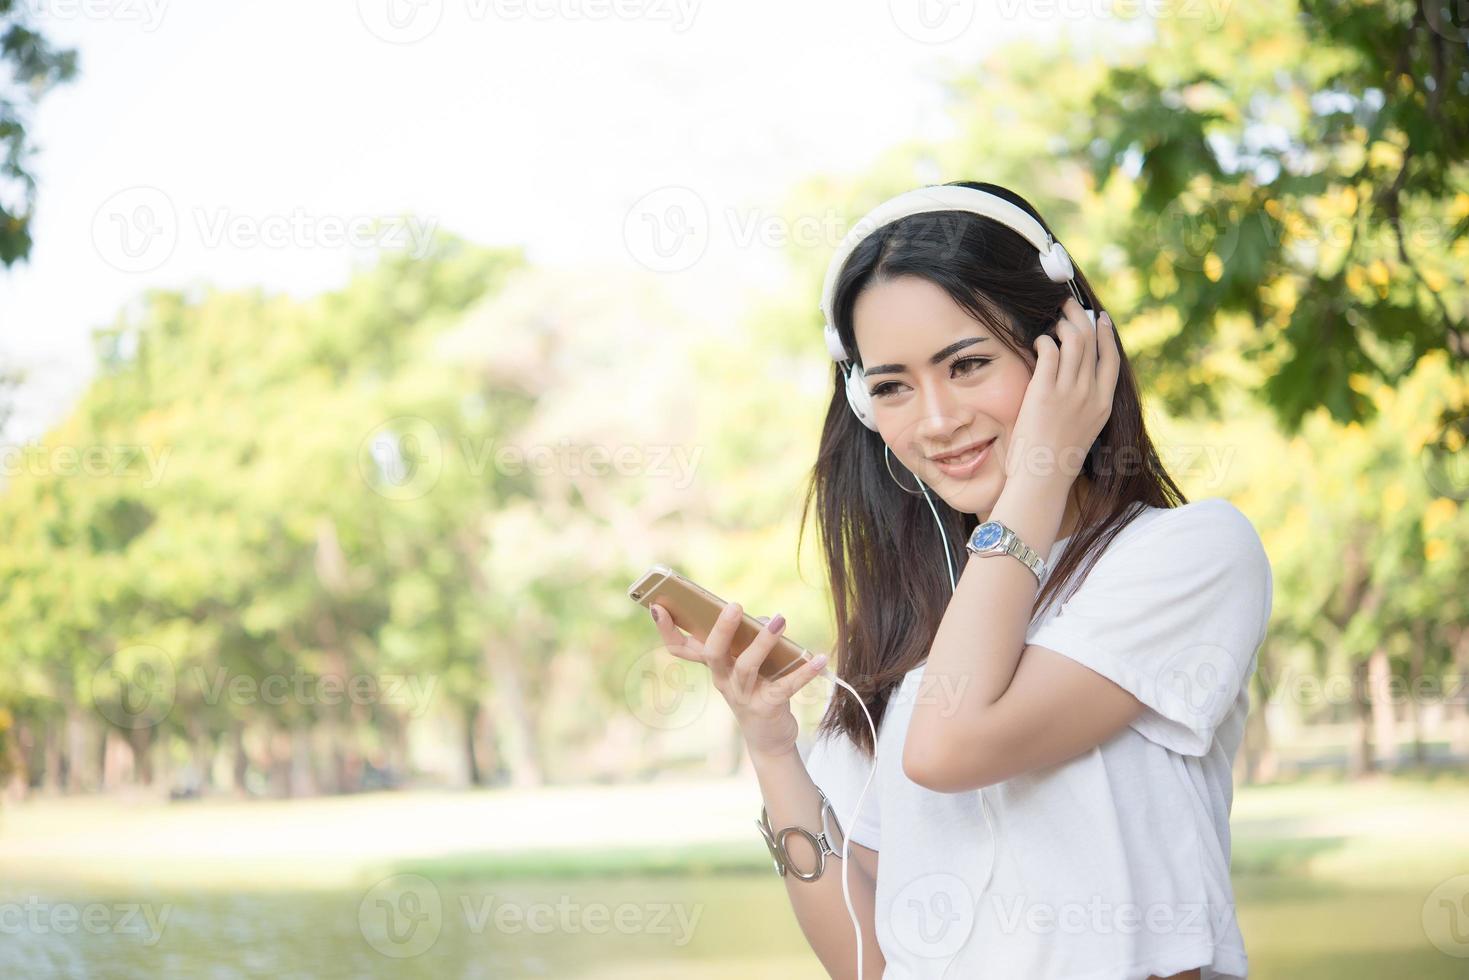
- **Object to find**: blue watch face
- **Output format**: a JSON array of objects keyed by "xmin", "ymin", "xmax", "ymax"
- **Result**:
[{"xmin": 973, "ymin": 521, "xmax": 1003, "ymax": 549}]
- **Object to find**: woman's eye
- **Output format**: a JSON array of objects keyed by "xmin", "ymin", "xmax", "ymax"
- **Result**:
[
  {"xmin": 870, "ymin": 357, "xmax": 992, "ymax": 399},
  {"xmin": 952, "ymin": 356, "xmax": 992, "ymax": 376}
]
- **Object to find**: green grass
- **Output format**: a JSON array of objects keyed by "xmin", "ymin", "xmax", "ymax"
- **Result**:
[{"xmin": 1, "ymin": 770, "xmax": 1466, "ymax": 978}]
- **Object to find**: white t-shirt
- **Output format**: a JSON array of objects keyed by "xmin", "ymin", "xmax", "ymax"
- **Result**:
[{"xmin": 803, "ymin": 497, "xmax": 1273, "ymax": 980}]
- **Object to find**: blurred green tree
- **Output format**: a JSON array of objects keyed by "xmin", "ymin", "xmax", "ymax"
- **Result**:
[
  {"xmin": 1083, "ymin": 1, "xmax": 1467, "ymax": 432},
  {"xmin": 0, "ymin": 0, "xmax": 78, "ymax": 268}
]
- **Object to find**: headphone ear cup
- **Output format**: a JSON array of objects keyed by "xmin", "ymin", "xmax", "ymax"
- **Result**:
[
  {"xmin": 1039, "ymin": 241, "xmax": 1074, "ymax": 283},
  {"xmin": 824, "ymin": 322, "xmax": 849, "ymax": 362},
  {"xmin": 844, "ymin": 365, "xmax": 879, "ymax": 432}
]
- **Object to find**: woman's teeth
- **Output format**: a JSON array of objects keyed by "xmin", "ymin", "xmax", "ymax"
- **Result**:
[{"xmin": 941, "ymin": 440, "xmax": 991, "ymax": 464}]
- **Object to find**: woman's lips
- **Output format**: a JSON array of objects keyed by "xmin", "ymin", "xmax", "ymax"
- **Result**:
[{"xmin": 930, "ymin": 437, "xmax": 996, "ymax": 478}]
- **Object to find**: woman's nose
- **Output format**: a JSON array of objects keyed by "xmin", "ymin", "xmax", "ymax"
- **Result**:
[{"xmin": 912, "ymin": 380, "xmax": 967, "ymax": 439}]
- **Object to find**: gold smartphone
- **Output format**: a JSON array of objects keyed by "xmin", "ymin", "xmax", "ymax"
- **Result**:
[{"xmin": 628, "ymin": 564, "xmax": 819, "ymax": 682}]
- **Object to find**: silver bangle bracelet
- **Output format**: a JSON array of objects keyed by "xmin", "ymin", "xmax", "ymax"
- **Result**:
[{"xmin": 756, "ymin": 787, "xmax": 847, "ymax": 881}]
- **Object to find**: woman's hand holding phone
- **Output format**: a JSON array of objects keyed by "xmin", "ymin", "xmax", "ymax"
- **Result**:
[{"xmin": 648, "ymin": 599, "xmax": 829, "ymax": 760}]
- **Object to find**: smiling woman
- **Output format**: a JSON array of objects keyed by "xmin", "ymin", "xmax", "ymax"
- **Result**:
[{"xmin": 772, "ymin": 180, "xmax": 1273, "ymax": 979}]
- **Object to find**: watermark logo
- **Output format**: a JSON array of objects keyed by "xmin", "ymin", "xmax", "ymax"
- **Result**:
[
  {"xmin": 356, "ymin": 0, "xmax": 699, "ymax": 42},
  {"xmin": 890, "ymin": 872, "xmax": 975, "ymax": 959},
  {"xmin": 990, "ymin": 894, "xmax": 1232, "ymax": 937},
  {"xmin": 1423, "ymin": 0, "xmax": 1469, "ymax": 43},
  {"xmin": 91, "ymin": 645, "xmax": 177, "ymax": 730},
  {"xmin": 0, "ymin": 442, "xmax": 171, "ymax": 488},
  {"xmin": 1422, "ymin": 874, "xmax": 1469, "ymax": 958},
  {"xmin": 0, "ymin": 898, "xmax": 172, "ymax": 946},
  {"xmin": 357, "ymin": 0, "xmax": 445, "ymax": 43},
  {"xmin": 1259, "ymin": 663, "xmax": 1465, "ymax": 710},
  {"xmin": 92, "ymin": 186, "xmax": 179, "ymax": 274},
  {"xmin": 91, "ymin": 645, "xmax": 439, "ymax": 729},
  {"xmin": 460, "ymin": 894, "xmax": 703, "ymax": 943},
  {"xmin": 358, "ymin": 877, "xmax": 703, "ymax": 957},
  {"xmin": 988, "ymin": 0, "xmax": 1232, "ymax": 29},
  {"xmin": 888, "ymin": 0, "xmax": 975, "ymax": 44},
  {"xmin": 623, "ymin": 645, "xmax": 710, "ymax": 730},
  {"xmin": 1421, "ymin": 412, "xmax": 1469, "ymax": 501},
  {"xmin": 192, "ymin": 667, "xmax": 439, "ymax": 719},
  {"xmin": 92, "ymin": 187, "xmax": 438, "ymax": 273},
  {"xmin": 359, "ymin": 873, "xmax": 444, "ymax": 958},
  {"xmin": 623, "ymin": 186, "xmax": 709, "ymax": 273},
  {"xmin": 359, "ymin": 417, "xmax": 445, "ymax": 501},
  {"xmin": 1150, "ymin": 642, "xmax": 1238, "ymax": 740},
  {"xmin": 25, "ymin": 0, "xmax": 170, "ymax": 32},
  {"xmin": 358, "ymin": 425, "xmax": 706, "ymax": 499},
  {"xmin": 1157, "ymin": 196, "xmax": 1240, "ymax": 277}
]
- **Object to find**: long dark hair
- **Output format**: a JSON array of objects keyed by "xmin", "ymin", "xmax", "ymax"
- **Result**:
[{"xmin": 799, "ymin": 180, "xmax": 1187, "ymax": 757}]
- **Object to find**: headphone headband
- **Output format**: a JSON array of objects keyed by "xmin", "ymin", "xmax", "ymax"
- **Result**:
[{"xmin": 819, "ymin": 185, "xmax": 1076, "ymax": 365}]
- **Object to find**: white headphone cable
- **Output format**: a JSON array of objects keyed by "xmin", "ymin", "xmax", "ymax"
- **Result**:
[{"xmin": 817, "ymin": 471, "xmax": 997, "ymax": 979}]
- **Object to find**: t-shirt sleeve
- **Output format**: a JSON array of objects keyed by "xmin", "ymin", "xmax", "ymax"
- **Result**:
[
  {"xmin": 1025, "ymin": 499, "xmax": 1274, "ymax": 757},
  {"xmin": 801, "ymin": 685, "xmax": 882, "ymax": 850}
]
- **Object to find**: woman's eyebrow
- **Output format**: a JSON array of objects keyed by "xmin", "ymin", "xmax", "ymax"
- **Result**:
[{"xmin": 863, "ymin": 337, "xmax": 990, "ymax": 377}]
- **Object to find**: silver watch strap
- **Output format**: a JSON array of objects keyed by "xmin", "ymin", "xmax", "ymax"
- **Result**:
[{"xmin": 1001, "ymin": 527, "xmax": 1047, "ymax": 580}]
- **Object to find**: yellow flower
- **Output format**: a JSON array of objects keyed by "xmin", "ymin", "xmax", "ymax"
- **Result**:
[
  {"xmin": 1203, "ymin": 253, "xmax": 1223, "ymax": 282},
  {"xmin": 1382, "ymin": 482, "xmax": 1407, "ymax": 514},
  {"xmin": 1423, "ymin": 498, "xmax": 1458, "ymax": 534}
]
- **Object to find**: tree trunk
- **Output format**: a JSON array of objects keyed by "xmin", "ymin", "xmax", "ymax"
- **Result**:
[
  {"xmin": 473, "ymin": 699, "xmax": 502, "ymax": 785},
  {"xmin": 289, "ymin": 722, "xmax": 318, "ymax": 797},
  {"xmin": 43, "ymin": 716, "xmax": 63, "ymax": 794},
  {"xmin": 1367, "ymin": 647, "xmax": 1397, "ymax": 771},
  {"xmin": 387, "ymin": 711, "xmax": 411, "ymax": 787},
  {"xmin": 482, "ymin": 638, "xmax": 544, "ymax": 787},
  {"xmin": 67, "ymin": 706, "xmax": 104, "ymax": 793},
  {"xmin": 455, "ymin": 527, "xmax": 544, "ymax": 788},
  {"xmin": 1407, "ymin": 623, "xmax": 1426, "ymax": 767},
  {"xmin": 464, "ymin": 704, "xmax": 483, "ymax": 785},
  {"xmin": 193, "ymin": 726, "xmax": 215, "ymax": 796},
  {"xmin": 1452, "ymin": 623, "xmax": 1469, "ymax": 759},
  {"xmin": 1349, "ymin": 658, "xmax": 1372, "ymax": 777},
  {"xmin": 12, "ymin": 720, "xmax": 35, "ymax": 799},
  {"xmin": 103, "ymin": 727, "xmax": 134, "ymax": 788},
  {"xmin": 269, "ymin": 727, "xmax": 292, "ymax": 797},
  {"xmin": 126, "ymin": 725, "xmax": 154, "ymax": 785},
  {"xmin": 1242, "ymin": 664, "xmax": 1278, "ymax": 785},
  {"xmin": 232, "ymin": 722, "xmax": 250, "ymax": 795}
]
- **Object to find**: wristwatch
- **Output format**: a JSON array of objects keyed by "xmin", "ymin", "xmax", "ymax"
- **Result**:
[{"xmin": 965, "ymin": 520, "xmax": 1048, "ymax": 582}]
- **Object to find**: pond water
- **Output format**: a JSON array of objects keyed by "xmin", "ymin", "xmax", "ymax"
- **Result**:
[{"xmin": 1, "ymin": 871, "xmax": 1460, "ymax": 979}]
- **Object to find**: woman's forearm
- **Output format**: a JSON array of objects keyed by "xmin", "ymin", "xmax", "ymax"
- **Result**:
[
  {"xmin": 750, "ymin": 745, "xmax": 884, "ymax": 979},
  {"xmin": 907, "ymin": 470, "xmax": 1069, "ymax": 775}
]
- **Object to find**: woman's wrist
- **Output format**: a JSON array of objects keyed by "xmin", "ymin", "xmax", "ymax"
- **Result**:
[
  {"xmin": 989, "ymin": 470, "xmax": 1072, "ymax": 560},
  {"xmin": 746, "ymin": 740, "xmax": 801, "ymax": 767}
]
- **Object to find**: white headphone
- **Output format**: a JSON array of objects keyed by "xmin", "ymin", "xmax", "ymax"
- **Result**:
[
  {"xmin": 819, "ymin": 183, "xmax": 1096, "ymax": 432},
  {"xmin": 816, "ymin": 183, "xmax": 1095, "ymax": 979}
]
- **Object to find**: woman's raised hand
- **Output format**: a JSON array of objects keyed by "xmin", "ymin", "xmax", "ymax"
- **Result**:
[
  {"xmin": 648, "ymin": 600, "xmax": 829, "ymax": 760},
  {"xmin": 1006, "ymin": 297, "xmax": 1120, "ymax": 485}
]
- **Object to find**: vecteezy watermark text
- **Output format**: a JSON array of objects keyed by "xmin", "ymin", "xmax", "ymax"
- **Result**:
[
  {"xmin": 0, "ymin": 443, "xmax": 171, "ymax": 489},
  {"xmin": 0, "ymin": 898, "xmax": 172, "ymax": 947},
  {"xmin": 92, "ymin": 187, "xmax": 439, "ymax": 274},
  {"xmin": 357, "ymin": 874, "xmax": 703, "ymax": 958}
]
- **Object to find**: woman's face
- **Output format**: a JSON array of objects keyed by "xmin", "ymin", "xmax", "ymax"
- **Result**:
[{"xmin": 851, "ymin": 274, "xmax": 1033, "ymax": 518}]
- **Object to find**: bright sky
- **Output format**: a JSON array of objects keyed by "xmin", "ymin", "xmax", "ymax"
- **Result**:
[{"xmin": 0, "ymin": 0, "xmax": 1149, "ymax": 443}]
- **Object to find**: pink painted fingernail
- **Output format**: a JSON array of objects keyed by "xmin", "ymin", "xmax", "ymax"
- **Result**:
[
  {"xmin": 649, "ymin": 606, "xmax": 659, "ymax": 624},
  {"xmin": 811, "ymin": 654, "xmax": 829, "ymax": 669},
  {"xmin": 767, "ymin": 613, "xmax": 786, "ymax": 634}
]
